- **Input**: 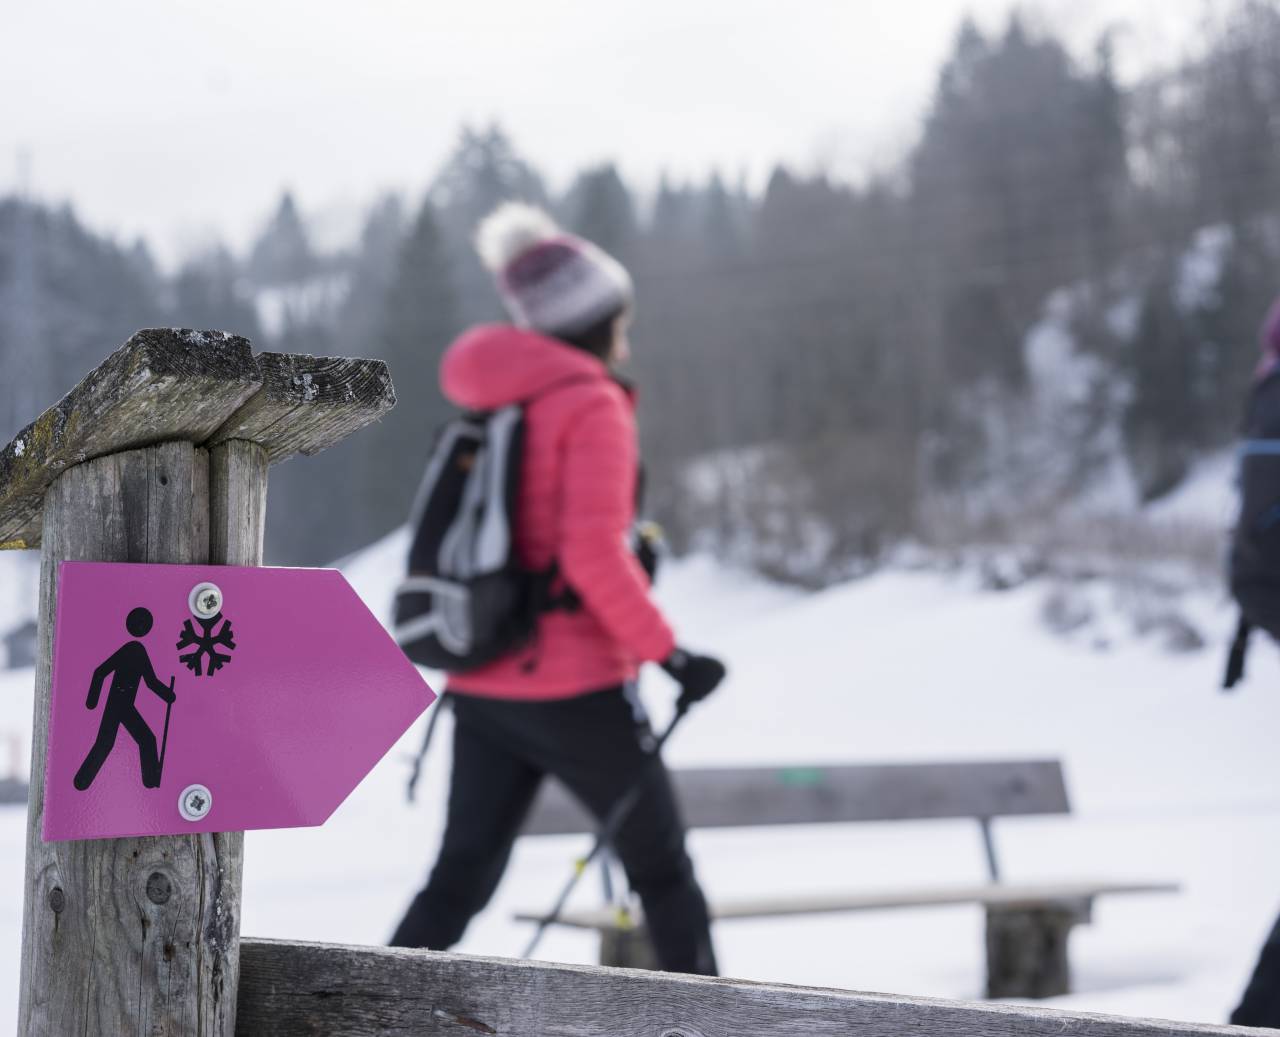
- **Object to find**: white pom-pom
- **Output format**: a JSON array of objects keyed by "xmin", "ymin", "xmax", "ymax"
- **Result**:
[{"xmin": 474, "ymin": 202, "xmax": 560, "ymax": 271}]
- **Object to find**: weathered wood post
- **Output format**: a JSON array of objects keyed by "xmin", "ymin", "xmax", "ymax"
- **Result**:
[{"xmin": 0, "ymin": 329, "xmax": 393, "ymax": 1034}]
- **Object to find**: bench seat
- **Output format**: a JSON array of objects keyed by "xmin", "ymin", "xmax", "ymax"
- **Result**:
[
  {"xmin": 514, "ymin": 761, "xmax": 1179, "ymax": 999},
  {"xmin": 518, "ymin": 879, "xmax": 1178, "ymax": 998},
  {"xmin": 516, "ymin": 879, "xmax": 1179, "ymax": 931}
]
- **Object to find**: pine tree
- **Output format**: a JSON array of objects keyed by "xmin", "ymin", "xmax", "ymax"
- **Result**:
[
  {"xmin": 1190, "ymin": 227, "xmax": 1273, "ymax": 444},
  {"xmin": 564, "ymin": 164, "xmax": 637, "ymax": 261},
  {"xmin": 429, "ymin": 124, "xmax": 547, "ymax": 325},
  {"xmin": 0, "ymin": 199, "xmax": 163, "ymax": 439},
  {"xmin": 247, "ymin": 191, "xmax": 314, "ymax": 287},
  {"xmin": 912, "ymin": 15, "xmax": 1129, "ymax": 330},
  {"xmin": 335, "ymin": 194, "xmax": 407, "ymax": 351},
  {"xmin": 362, "ymin": 198, "xmax": 460, "ymax": 537},
  {"xmin": 431, "ymin": 124, "xmax": 546, "ymax": 234},
  {"xmin": 1125, "ymin": 273, "xmax": 1201, "ymax": 499},
  {"xmin": 648, "ymin": 174, "xmax": 694, "ymax": 256},
  {"xmin": 1191, "ymin": 4, "xmax": 1280, "ymax": 227},
  {"xmin": 701, "ymin": 172, "xmax": 743, "ymax": 264},
  {"xmin": 171, "ymin": 247, "xmax": 262, "ymax": 341}
]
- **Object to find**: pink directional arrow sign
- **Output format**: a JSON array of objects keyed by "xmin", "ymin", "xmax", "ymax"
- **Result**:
[{"xmin": 44, "ymin": 562, "xmax": 435, "ymax": 841}]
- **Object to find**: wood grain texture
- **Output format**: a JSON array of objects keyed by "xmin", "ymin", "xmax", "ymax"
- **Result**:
[
  {"xmin": 199, "ymin": 438, "xmax": 269, "ymax": 1037},
  {"xmin": 210, "ymin": 439, "xmax": 269, "ymax": 567},
  {"xmin": 0, "ymin": 329, "xmax": 259, "ymax": 551},
  {"xmin": 18, "ymin": 442, "xmax": 239, "ymax": 1036},
  {"xmin": 516, "ymin": 880, "xmax": 1179, "ymax": 931},
  {"xmin": 235, "ymin": 937, "xmax": 1254, "ymax": 1037},
  {"xmin": 522, "ymin": 760, "xmax": 1072, "ymax": 836},
  {"xmin": 208, "ymin": 352, "xmax": 395, "ymax": 463},
  {"xmin": 0, "ymin": 334, "xmax": 398, "ymax": 552}
]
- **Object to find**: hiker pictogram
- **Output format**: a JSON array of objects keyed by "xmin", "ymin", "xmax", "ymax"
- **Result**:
[{"xmin": 73, "ymin": 607, "xmax": 176, "ymax": 792}]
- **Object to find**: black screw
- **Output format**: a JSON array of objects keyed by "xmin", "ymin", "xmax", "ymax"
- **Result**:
[
  {"xmin": 48, "ymin": 887, "xmax": 65, "ymax": 914},
  {"xmin": 146, "ymin": 872, "xmax": 172, "ymax": 905}
]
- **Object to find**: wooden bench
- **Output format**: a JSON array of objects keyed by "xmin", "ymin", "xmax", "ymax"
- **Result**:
[{"xmin": 515, "ymin": 759, "xmax": 1178, "ymax": 1000}]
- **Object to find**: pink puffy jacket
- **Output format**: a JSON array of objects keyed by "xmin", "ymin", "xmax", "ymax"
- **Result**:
[{"xmin": 439, "ymin": 324, "xmax": 677, "ymax": 700}]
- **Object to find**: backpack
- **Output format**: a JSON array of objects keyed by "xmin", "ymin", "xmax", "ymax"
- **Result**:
[
  {"xmin": 392, "ymin": 405, "xmax": 569, "ymax": 672},
  {"xmin": 1226, "ymin": 372, "xmax": 1280, "ymax": 687}
]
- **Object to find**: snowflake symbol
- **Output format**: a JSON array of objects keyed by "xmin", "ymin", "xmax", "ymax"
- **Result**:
[{"xmin": 176, "ymin": 613, "xmax": 236, "ymax": 676}]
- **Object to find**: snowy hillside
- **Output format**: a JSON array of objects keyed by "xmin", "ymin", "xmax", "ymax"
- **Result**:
[
  {"xmin": 1147, "ymin": 450, "xmax": 1238, "ymax": 529},
  {"xmin": 2, "ymin": 517, "xmax": 1279, "ymax": 1029},
  {"xmin": 248, "ymin": 537, "xmax": 1280, "ymax": 1027}
]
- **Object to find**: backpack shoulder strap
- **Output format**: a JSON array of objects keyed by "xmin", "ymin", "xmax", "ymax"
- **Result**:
[{"xmin": 405, "ymin": 414, "xmax": 486, "ymax": 574}]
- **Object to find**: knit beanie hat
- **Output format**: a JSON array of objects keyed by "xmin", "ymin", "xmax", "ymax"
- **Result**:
[{"xmin": 474, "ymin": 203, "xmax": 634, "ymax": 339}]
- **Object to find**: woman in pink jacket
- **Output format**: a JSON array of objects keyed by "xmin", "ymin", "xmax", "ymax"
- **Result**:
[{"xmin": 390, "ymin": 204, "xmax": 725, "ymax": 975}]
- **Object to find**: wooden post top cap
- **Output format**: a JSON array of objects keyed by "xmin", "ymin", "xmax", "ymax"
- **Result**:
[{"xmin": 0, "ymin": 328, "xmax": 395, "ymax": 551}]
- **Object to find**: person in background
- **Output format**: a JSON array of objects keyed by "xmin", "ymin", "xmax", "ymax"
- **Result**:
[
  {"xmin": 389, "ymin": 203, "xmax": 725, "ymax": 975},
  {"xmin": 1225, "ymin": 296, "xmax": 1280, "ymax": 1027}
]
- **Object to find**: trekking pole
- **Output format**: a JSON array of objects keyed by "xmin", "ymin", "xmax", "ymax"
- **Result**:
[
  {"xmin": 158, "ymin": 678, "xmax": 175, "ymax": 780},
  {"xmin": 1223, "ymin": 615, "xmax": 1252, "ymax": 691},
  {"xmin": 521, "ymin": 703, "xmax": 691, "ymax": 960},
  {"xmin": 406, "ymin": 692, "xmax": 450, "ymax": 804}
]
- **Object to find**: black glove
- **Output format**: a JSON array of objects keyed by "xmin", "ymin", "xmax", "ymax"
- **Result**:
[{"xmin": 662, "ymin": 648, "xmax": 726, "ymax": 713}]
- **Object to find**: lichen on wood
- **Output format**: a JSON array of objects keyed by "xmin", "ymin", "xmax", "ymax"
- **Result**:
[
  {"xmin": 0, "ymin": 329, "xmax": 259, "ymax": 551},
  {"xmin": 0, "ymin": 331, "xmax": 396, "ymax": 551}
]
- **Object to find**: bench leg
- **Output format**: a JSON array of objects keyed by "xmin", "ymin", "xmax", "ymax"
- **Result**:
[
  {"xmin": 985, "ymin": 902, "xmax": 1089, "ymax": 1000},
  {"xmin": 599, "ymin": 926, "xmax": 661, "ymax": 971}
]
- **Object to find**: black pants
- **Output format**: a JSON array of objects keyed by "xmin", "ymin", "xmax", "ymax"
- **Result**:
[
  {"xmin": 390, "ymin": 685, "xmax": 717, "ymax": 975},
  {"xmin": 1233, "ymin": 911, "xmax": 1280, "ymax": 1027},
  {"xmin": 74, "ymin": 704, "xmax": 161, "ymax": 791}
]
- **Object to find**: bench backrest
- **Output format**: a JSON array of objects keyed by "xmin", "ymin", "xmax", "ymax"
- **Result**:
[{"xmin": 520, "ymin": 759, "xmax": 1069, "ymax": 836}]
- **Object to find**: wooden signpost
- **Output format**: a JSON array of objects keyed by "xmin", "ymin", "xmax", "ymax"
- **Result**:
[
  {"xmin": 0, "ymin": 329, "xmax": 1261, "ymax": 1035},
  {"xmin": 1, "ymin": 329, "xmax": 395, "ymax": 1034}
]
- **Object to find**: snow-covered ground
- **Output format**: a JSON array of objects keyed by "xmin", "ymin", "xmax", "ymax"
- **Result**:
[
  {"xmin": 2, "ymin": 528, "xmax": 1280, "ymax": 1031},
  {"xmin": 1148, "ymin": 450, "xmax": 1238, "ymax": 529}
]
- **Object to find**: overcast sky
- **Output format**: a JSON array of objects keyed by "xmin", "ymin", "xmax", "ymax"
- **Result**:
[{"xmin": 2, "ymin": 0, "xmax": 1201, "ymax": 266}]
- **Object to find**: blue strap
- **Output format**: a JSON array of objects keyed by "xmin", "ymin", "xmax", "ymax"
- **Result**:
[{"xmin": 1240, "ymin": 440, "xmax": 1280, "ymax": 457}]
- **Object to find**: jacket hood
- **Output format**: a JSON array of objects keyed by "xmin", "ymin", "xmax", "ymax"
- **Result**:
[{"xmin": 439, "ymin": 324, "xmax": 610, "ymax": 410}]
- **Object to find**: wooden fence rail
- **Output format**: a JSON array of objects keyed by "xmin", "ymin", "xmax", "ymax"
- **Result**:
[{"xmin": 236, "ymin": 938, "xmax": 1257, "ymax": 1037}]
